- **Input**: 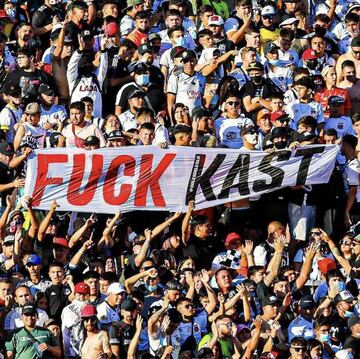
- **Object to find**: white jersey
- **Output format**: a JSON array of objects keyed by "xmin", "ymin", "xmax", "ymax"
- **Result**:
[
  {"xmin": 285, "ymin": 100, "xmax": 324, "ymax": 130},
  {"xmin": 345, "ymin": 158, "xmax": 360, "ymax": 202},
  {"xmin": 96, "ymin": 300, "xmax": 120, "ymax": 329},
  {"xmin": 214, "ymin": 115, "xmax": 254, "ymax": 149},
  {"xmin": 153, "ymin": 123, "xmax": 169, "ymax": 145},
  {"xmin": 120, "ymin": 14, "xmax": 135, "ymax": 37},
  {"xmin": 118, "ymin": 110, "xmax": 137, "ymax": 131},
  {"xmin": 40, "ymin": 104, "xmax": 67, "ymax": 128},
  {"xmin": 22, "ymin": 122, "xmax": 47, "ymax": 148},
  {"xmin": 229, "ymin": 67, "xmax": 250, "ymax": 90},
  {"xmin": 278, "ymin": 48, "xmax": 300, "ymax": 67},
  {"xmin": 167, "ymin": 71, "xmax": 206, "ymax": 114},
  {"xmin": 149, "ymin": 327, "xmax": 181, "ymax": 359},
  {"xmin": 67, "ymin": 50, "xmax": 108, "ymax": 118},
  {"xmin": 0, "ymin": 105, "xmax": 22, "ymax": 143},
  {"xmin": 324, "ymin": 116, "xmax": 355, "ymax": 138},
  {"xmin": 4, "ymin": 307, "xmax": 48, "ymax": 330},
  {"xmin": 265, "ymin": 64, "xmax": 293, "ymax": 93},
  {"xmin": 158, "ymin": 30, "xmax": 195, "ymax": 56}
]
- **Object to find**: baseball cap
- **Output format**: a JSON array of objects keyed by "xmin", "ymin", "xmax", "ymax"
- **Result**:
[
  {"xmin": 22, "ymin": 303, "xmax": 37, "ymax": 315},
  {"xmin": 105, "ymin": 22, "xmax": 119, "ymax": 37},
  {"xmin": 318, "ymin": 258, "xmax": 337, "ymax": 274},
  {"xmin": 84, "ymin": 136, "xmax": 100, "ymax": 146},
  {"xmin": 334, "ymin": 290, "xmax": 355, "ymax": 305},
  {"xmin": 279, "ymin": 14, "xmax": 299, "ymax": 27},
  {"xmin": 302, "ymin": 49, "xmax": 320, "ymax": 61},
  {"xmin": 181, "ymin": 49, "xmax": 197, "ymax": 62},
  {"xmin": 225, "ymin": 232, "xmax": 242, "ymax": 246},
  {"xmin": 351, "ymin": 36, "xmax": 360, "ymax": 48},
  {"xmin": 148, "ymin": 33, "xmax": 161, "ymax": 42},
  {"xmin": 170, "ymin": 46, "xmax": 186, "ymax": 60},
  {"xmin": 25, "ymin": 102, "xmax": 40, "ymax": 115},
  {"xmin": 25, "ymin": 254, "xmax": 42, "ymax": 266},
  {"xmin": 53, "ymin": 237, "xmax": 69, "ymax": 248},
  {"xmin": 39, "ymin": 83, "xmax": 55, "ymax": 96},
  {"xmin": 208, "ymin": 15, "xmax": 224, "ymax": 26},
  {"xmin": 241, "ymin": 124, "xmax": 257, "ymax": 136},
  {"xmin": 81, "ymin": 304, "xmax": 97, "ymax": 318},
  {"xmin": 126, "ymin": 0, "xmax": 143, "ymax": 9},
  {"xmin": 81, "ymin": 29, "xmax": 92, "ymax": 40},
  {"xmin": 261, "ymin": 5, "xmax": 275, "ymax": 16},
  {"xmin": 133, "ymin": 62, "xmax": 149, "ymax": 74},
  {"xmin": 128, "ymin": 89, "xmax": 145, "ymax": 99},
  {"xmin": 108, "ymin": 130, "xmax": 125, "ymax": 141},
  {"xmin": 328, "ymin": 95, "xmax": 345, "ymax": 105},
  {"xmin": 6, "ymin": 84, "xmax": 21, "ymax": 97},
  {"xmin": 75, "ymin": 282, "xmax": 90, "ymax": 294},
  {"xmin": 0, "ymin": 141, "xmax": 14, "ymax": 156},
  {"xmin": 19, "ymin": 135, "xmax": 38, "ymax": 150},
  {"xmin": 264, "ymin": 42, "xmax": 279, "ymax": 55},
  {"xmin": 298, "ymin": 131, "xmax": 317, "ymax": 143},
  {"xmin": 270, "ymin": 110, "xmax": 289, "ymax": 123},
  {"xmin": 107, "ymin": 282, "xmax": 126, "ymax": 294},
  {"xmin": 3, "ymin": 235, "xmax": 15, "ymax": 245},
  {"xmin": 262, "ymin": 295, "xmax": 280, "ymax": 306},
  {"xmin": 8, "ymin": 209, "xmax": 24, "ymax": 222},
  {"xmin": 271, "ymin": 127, "xmax": 288, "ymax": 139},
  {"xmin": 335, "ymin": 349, "xmax": 354, "ymax": 359},
  {"xmin": 138, "ymin": 42, "xmax": 153, "ymax": 55},
  {"xmin": 299, "ymin": 295, "xmax": 316, "ymax": 309},
  {"xmin": 347, "ymin": 314, "xmax": 360, "ymax": 328},
  {"xmin": 257, "ymin": 109, "xmax": 271, "ymax": 122},
  {"xmin": 247, "ymin": 61, "xmax": 264, "ymax": 71},
  {"xmin": 121, "ymin": 297, "xmax": 137, "ymax": 311},
  {"xmin": 133, "ymin": 234, "xmax": 146, "ymax": 246}
]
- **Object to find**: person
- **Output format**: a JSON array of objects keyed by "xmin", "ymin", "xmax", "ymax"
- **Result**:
[
  {"xmin": 344, "ymin": 314, "xmax": 360, "ymax": 357},
  {"xmin": 5, "ymin": 303, "xmax": 61, "ymax": 358}
]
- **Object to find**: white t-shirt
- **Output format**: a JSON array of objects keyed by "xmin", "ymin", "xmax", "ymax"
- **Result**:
[
  {"xmin": 22, "ymin": 122, "xmax": 47, "ymax": 148},
  {"xmin": 345, "ymin": 158, "xmax": 360, "ymax": 202},
  {"xmin": 149, "ymin": 327, "xmax": 181, "ymax": 359},
  {"xmin": 96, "ymin": 301, "xmax": 120, "ymax": 328},
  {"xmin": 0, "ymin": 105, "xmax": 22, "ymax": 143},
  {"xmin": 265, "ymin": 64, "xmax": 293, "ymax": 93},
  {"xmin": 40, "ymin": 104, "xmax": 67, "ymax": 128},
  {"xmin": 285, "ymin": 100, "xmax": 324, "ymax": 130},
  {"xmin": 118, "ymin": 110, "xmax": 137, "ymax": 131}
]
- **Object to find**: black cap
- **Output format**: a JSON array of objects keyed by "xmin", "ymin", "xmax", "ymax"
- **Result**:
[
  {"xmin": 264, "ymin": 42, "xmax": 280, "ymax": 55},
  {"xmin": 49, "ymin": 132, "xmax": 61, "ymax": 147},
  {"xmin": 181, "ymin": 49, "xmax": 197, "ymax": 62},
  {"xmin": 191, "ymin": 106, "xmax": 212, "ymax": 120},
  {"xmin": 348, "ymin": 314, "xmax": 360, "ymax": 328},
  {"xmin": 271, "ymin": 127, "xmax": 289, "ymax": 139},
  {"xmin": 299, "ymin": 295, "xmax": 316, "ymax": 309},
  {"xmin": 0, "ymin": 141, "xmax": 14, "ymax": 156},
  {"xmin": 22, "ymin": 303, "xmax": 37, "ymax": 315},
  {"xmin": 0, "ymin": 33, "xmax": 8, "ymax": 43},
  {"xmin": 138, "ymin": 43, "xmax": 153, "ymax": 55},
  {"xmin": 247, "ymin": 61, "xmax": 264, "ymax": 71},
  {"xmin": 108, "ymin": 130, "xmax": 125, "ymax": 141},
  {"xmin": 241, "ymin": 124, "xmax": 257, "ymax": 136},
  {"xmin": 121, "ymin": 297, "xmax": 137, "ymax": 311},
  {"xmin": 84, "ymin": 136, "xmax": 100, "ymax": 146},
  {"xmin": 262, "ymin": 295, "xmax": 280, "ymax": 306},
  {"xmin": 133, "ymin": 62, "xmax": 149, "ymax": 74},
  {"xmin": 6, "ymin": 84, "xmax": 21, "ymax": 98},
  {"xmin": 351, "ymin": 36, "xmax": 360, "ymax": 48},
  {"xmin": 39, "ymin": 83, "xmax": 55, "ymax": 96},
  {"xmin": 170, "ymin": 46, "xmax": 186, "ymax": 60},
  {"xmin": 172, "ymin": 124, "xmax": 192, "ymax": 135},
  {"xmin": 72, "ymin": 1, "xmax": 89, "ymax": 10},
  {"xmin": 298, "ymin": 131, "xmax": 317, "ymax": 143},
  {"xmin": 328, "ymin": 95, "xmax": 345, "ymax": 105},
  {"xmin": 128, "ymin": 89, "xmax": 145, "ymax": 99},
  {"xmin": 148, "ymin": 33, "xmax": 161, "ymax": 42},
  {"xmin": 81, "ymin": 29, "xmax": 92, "ymax": 40}
]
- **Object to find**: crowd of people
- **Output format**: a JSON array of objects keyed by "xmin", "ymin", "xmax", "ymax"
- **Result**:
[{"xmin": 0, "ymin": 0, "xmax": 360, "ymax": 358}]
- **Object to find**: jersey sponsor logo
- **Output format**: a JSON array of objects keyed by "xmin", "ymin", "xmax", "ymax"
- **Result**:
[{"xmin": 79, "ymin": 84, "xmax": 98, "ymax": 92}]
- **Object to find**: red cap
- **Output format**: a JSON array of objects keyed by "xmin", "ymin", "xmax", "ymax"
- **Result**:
[
  {"xmin": 318, "ymin": 258, "xmax": 337, "ymax": 274},
  {"xmin": 105, "ymin": 22, "xmax": 119, "ymax": 37},
  {"xmin": 225, "ymin": 232, "xmax": 242, "ymax": 246},
  {"xmin": 260, "ymin": 352, "xmax": 279, "ymax": 359},
  {"xmin": 270, "ymin": 110, "xmax": 289, "ymax": 123},
  {"xmin": 75, "ymin": 282, "xmax": 90, "ymax": 295},
  {"xmin": 53, "ymin": 237, "xmax": 69, "ymax": 248},
  {"xmin": 81, "ymin": 304, "xmax": 97, "ymax": 318},
  {"xmin": 302, "ymin": 49, "xmax": 320, "ymax": 61}
]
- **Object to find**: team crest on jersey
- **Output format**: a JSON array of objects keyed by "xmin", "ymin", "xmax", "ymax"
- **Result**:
[
  {"xmin": 226, "ymin": 132, "xmax": 237, "ymax": 140},
  {"xmin": 338, "ymin": 123, "xmax": 344, "ymax": 130}
]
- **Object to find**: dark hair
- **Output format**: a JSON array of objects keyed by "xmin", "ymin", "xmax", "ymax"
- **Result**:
[
  {"xmin": 248, "ymin": 266, "xmax": 266, "ymax": 277},
  {"xmin": 166, "ymin": 9, "xmax": 182, "ymax": 18},
  {"xmin": 81, "ymin": 96, "xmax": 93, "ymax": 104},
  {"xmin": 293, "ymin": 67, "xmax": 310, "ymax": 80},
  {"xmin": 69, "ymin": 101, "xmax": 85, "ymax": 112},
  {"xmin": 235, "ymin": 0, "xmax": 252, "ymax": 7},
  {"xmin": 345, "ymin": 12, "xmax": 359, "ymax": 23},
  {"xmin": 172, "ymin": 102, "xmax": 185, "ymax": 120},
  {"xmin": 120, "ymin": 38, "xmax": 138, "ymax": 50},
  {"xmin": 49, "ymin": 261, "xmax": 64, "ymax": 270},
  {"xmin": 245, "ymin": 24, "xmax": 259, "ymax": 35},
  {"xmin": 314, "ymin": 316, "xmax": 331, "ymax": 329},
  {"xmin": 279, "ymin": 28, "xmax": 295, "ymax": 41},
  {"xmin": 197, "ymin": 29, "xmax": 213, "ymax": 41},
  {"xmin": 342, "ymin": 134, "xmax": 358, "ymax": 150},
  {"xmin": 326, "ymin": 269, "xmax": 343, "ymax": 281},
  {"xmin": 83, "ymin": 270, "xmax": 100, "ymax": 281},
  {"xmin": 167, "ymin": 308, "xmax": 182, "ymax": 323},
  {"xmin": 17, "ymin": 45, "xmax": 35, "ymax": 58},
  {"xmin": 199, "ymin": 4, "xmax": 214, "ymax": 14},
  {"xmin": 342, "ymin": 60, "xmax": 355, "ymax": 69},
  {"xmin": 168, "ymin": 25, "xmax": 184, "ymax": 38},
  {"xmin": 307, "ymin": 338, "xmax": 322, "ymax": 354},
  {"xmin": 298, "ymin": 116, "xmax": 317, "ymax": 131},
  {"xmin": 140, "ymin": 122, "xmax": 155, "ymax": 131},
  {"xmin": 175, "ymin": 297, "xmax": 191, "ymax": 307},
  {"xmin": 352, "ymin": 112, "xmax": 360, "ymax": 125},
  {"xmin": 100, "ymin": 271, "xmax": 118, "ymax": 282},
  {"xmin": 136, "ymin": 107, "xmax": 155, "ymax": 119},
  {"xmin": 290, "ymin": 337, "xmax": 307, "ymax": 347},
  {"xmin": 135, "ymin": 10, "xmax": 149, "ymax": 19},
  {"xmin": 314, "ymin": 13, "xmax": 330, "ymax": 23},
  {"xmin": 130, "ymin": 290, "xmax": 145, "ymax": 302},
  {"xmin": 189, "ymin": 215, "xmax": 209, "ymax": 227},
  {"xmin": 295, "ymin": 76, "xmax": 315, "ymax": 90},
  {"xmin": 323, "ymin": 128, "xmax": 338, "ymax": 138}
]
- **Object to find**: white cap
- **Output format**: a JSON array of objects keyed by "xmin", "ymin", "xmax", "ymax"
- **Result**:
[
  {"xmin": 279, "ymin": 16, "xmax": 298, "ymax": 27},
  {"xmin": 335, "ymin": 349, "xmax": 354, "ymax": 359},
  {"xmin": 107, "ymin": 283, "xmax": 126, "ymax": 294},
  {"xmin": 208, "ymin": 15, "xmax": 224, "ymax": 26},
  {"xmin": 261, "ymin": 5, "xmax": 275, "ymax": 16}
]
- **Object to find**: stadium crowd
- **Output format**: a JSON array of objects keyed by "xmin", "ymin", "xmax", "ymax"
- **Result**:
[{"xmin": 1, "ymin": 0, "xmax": 360, "ymax": 357}]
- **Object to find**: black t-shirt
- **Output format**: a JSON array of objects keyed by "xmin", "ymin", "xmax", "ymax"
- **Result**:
[
  {"xmin": 65, "ymin": 21, "xmax": 89, "ymax": 50},
  {"xmin": 45, "ymin": 284, "xmax": 71, "ymax": 322},
  {"xmin": 109, "ymin": 320, "xmax": 135, "ymax": 357},
  {"xmin": 344, "ymin": 335, "xmax": 360, "ymax": 356},
  {"xmin": 0, "ymin": 161, "xmax": 15, "ymax": 208}
]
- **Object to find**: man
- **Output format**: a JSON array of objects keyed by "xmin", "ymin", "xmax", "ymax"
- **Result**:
[
  {"xmin": 106, "ymin": 130, "xmax": 127, "ymax": 147},
  {"xmin": 256, "ymin": 109, "xmax": 272, "ymax": 149},
  {"xmin": 173, "ymin": 124, "xmax": 192, "ymax": 146},
  {"xmin": 117, "ymin": 89, "xmax": 145, "ymax": 131},
  {"xmin": 4, "ymin": 285, "xmax": 49, "ymax": 331},
  {"xmin": 13, "ymin": 102, "xmax": 46, "ymax": 151},
  {"xmin": 314, "ymin": 317, "xmax": 334, "ymax": 359},
  {"xmin": 259, "ymin": 4, "xmax": 280, "ymax": 47},
  {"xmin": 336, "ymin": 36, "xmax": 360, "ymax": 80},
  {"xmin": 208, "ymin": 15, "xmax": 235, "ymax": 56},
  {"xmin": 289, "ymin": 337, "xmax": 307, "ymax": 359},
  {"xmin": 344, "ymin": 314, "xmax": 360, "ymax": 357},
  {"xmin": 138, "ymin": 122, "xmax": 155, "ymax": 145},
  {"xmin": 127, "ymin": 11, "xmax": 149, "ymax": 47},
  {"xmin": 109, "ymin": 297, "xmax": 137, "ymax": 358},
  {"xmin": 5, "ymin": 303, "xmax": 61, "ymax": 358},
  {"xmin": 338, "ymin": 60, "xmax": 360, "ymax": 115},
  {"xmin": 66, "ymin": 1, "xmax": 90, "ymax": 49},
  {"xmin": 84, "ymin": 136, "xmax": 100, "ymax": 150},
  {"xmin": 121, "ymin": 0, "xmax": 144, "ymax": 37},
  {"xmin": 229, "ymin": 47, "xmax": 256, "ymax": 89},
  {"xmin": 59, "ymin": 102, "xmax": 106, "ymax": 148},
  {"xmin": 6, "ymin": 22, "xmax": 35, "ymax": 56},
  {"xmin": 61, "ymin": 282, "xmax": 90, "ymax": 358},
  {"xmin": 79, "ymin": 304, "xmax": 112, "ymax": 359},
  {"xmin": 240, "ymin": 125, "xmax": 258, "ymax": 151},
  {"xmin": 214, "ymin": 92, "xmax": 253, "ymax": 149},
  {"xmin": 224, "ymin": 0, "xmax": 252, "ymax": 46},
  {"xmin": 167, "ymin": 49, "xmax": 205, "ymax": 119},
  {"xmin": 83, "ymin": 271, "xmax": 102, "ymax": 305},
  {"xmin": 44, "ymin": 261, "xmax": 71, "ymax": 322},
  {"xmin": 97, "ymin": 282, "xmax": 125, "ymax": 329}
]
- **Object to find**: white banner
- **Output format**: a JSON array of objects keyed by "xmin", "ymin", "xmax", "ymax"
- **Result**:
[{"xmin": 24, "ymin": 145, "xmax": 339, "ymax": 213}]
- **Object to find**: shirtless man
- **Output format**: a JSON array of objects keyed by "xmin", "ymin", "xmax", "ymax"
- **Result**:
[{"xmin": 80, "ymin": 304, "xmax": 112, "ymax": 359}]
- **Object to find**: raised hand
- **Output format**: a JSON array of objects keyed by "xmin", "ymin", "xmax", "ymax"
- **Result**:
[
  {"xmin": 282, "ymin": 292, "xmax": 292, "ymax": 307},
  {"xmin": 135, "ymin": 314, "xmax": 143, "ymax": 332},
  {"xmin": 236, "ymin": 284, "xmax": 248, "ymax": 298},
  {"xmin": 274, "ymin": 235, "xmax": 286, "ymax": 252},
  {"xmin": 242, "ymin": 240, "xmax": 254, "ymax": 255},
  {"xmin": 144, "ymin": 228, "xmax": 152, "ymax": 240},
  {"xmin": 147, "ymin": 268, "xmax": 158, "ymax": 278},
  {"xmin": 199, "ymin": 269, "xmax": 210, "ymax": 283}
]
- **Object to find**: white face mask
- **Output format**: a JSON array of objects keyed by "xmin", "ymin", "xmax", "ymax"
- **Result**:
[{"xmin": 244, "ymin": 133, "xmax": 258, "ymax": 145}]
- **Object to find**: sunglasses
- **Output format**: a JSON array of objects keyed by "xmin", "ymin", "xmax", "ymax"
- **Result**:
[
  {"xmin": 341, "ymin": 241, "xmax": 351, "ymax": 245},
  {"xmin": 226, "ymin": 101, "xmax": 240, "ymax": 106},
  {"xmin": 84, "ymin": 317, "xmax": 97, "ymax": 322},
  {"xmin": 353, "ymin": 50, "xmax": 360, "ymax": 54},
  {"xmin": 311, "ymin": 231, "xmax": 321, "ymax": 236},
  {"xmin": 291, "ymin": 347, "xmax": 306, "ymax": 352},
  {"xmin": 263, "ymin": 15, "xmax": 274, "ymax": 20},
  {"xmin": 218, "ymin": 322, "xmax": 233, "ymax": 328},
  {"xmin": 142, "ymin": 266, "xmax": 153, "ymax": 271}
]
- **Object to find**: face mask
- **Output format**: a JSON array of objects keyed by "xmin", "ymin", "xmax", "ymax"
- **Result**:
[
  {"xmin": 175, "ymin": 36, "xmax": 186, "ymax": 47},
  {"xmin": 244, "ymin": 133, "xmax": 258, "ymax": 145},
  {"xmin": 274, "ymin": 141, "xmax": 287, "ymax": 149},
  {"xmin": 269, "ymin": 59, "xmax": 280, "ymax": 66},
  {"xmin": 335, "ymin": 281, "xmax": 346, "ymax": 292},
  {"xmin": 343, "ymin": 310, "xmax": 353, "ymax": 318},
  {"xmin": 345, "ymin": 75, "xmax": 356, "ymax": 83},
  {"xmin": 6, "ymin": 8, "xmax": 16, "ymax": 20},
  {"xmin": 136, "ymin": 74, "xmax": 150, "ymax": 86},
  {"xmin": 269, "ymin": 59, "xmax": 289, "ymax": 67},
  {"xmin": 145, "ymin": 284, "xmax": 158, "ymax": 292},
  {"xmin": 319, "ymin": 333, "xmax": 330, "ymax": 342},
  {"xmin": 306, "ymin": 60, "xmax": 318, "ymax": 70},
  {"xmin": 250, "ymin": 75, "xmax": 262, "ymax": 84}
]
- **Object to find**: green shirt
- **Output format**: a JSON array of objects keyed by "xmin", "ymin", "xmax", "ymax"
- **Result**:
[
  {"xmin": 198, "ymin": 333, "xmax": 234, "ymax": 359},
  {"xmin": 5, "ymin": 326, "xmax": 57, "ymax": 359},
  {"xmin": 202, "ymin": 0, "xmax": 229, "ymax": 19}
]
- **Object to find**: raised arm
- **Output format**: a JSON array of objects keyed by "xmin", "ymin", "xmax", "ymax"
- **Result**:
[
  {"xmin": 127, "ymin": 315, "xmax": 143, "ymax": 359},
  {"xmin": 181, "ymin": 201, "xmax": 195, "ymax": 245},
  {"xmin": 295, "ymin": 241, "xmax": 318, "ymax": 290},
  {"xmin": 38, "ymin": 200, "xmax": 59, "ymax": 242},
  {"xmin": 134, "ymin": 229, "xmax": 153, "ymax": 268},
  {"xmin": 264, "ymin": 236, "xmax": 286, "ymax": 287}
]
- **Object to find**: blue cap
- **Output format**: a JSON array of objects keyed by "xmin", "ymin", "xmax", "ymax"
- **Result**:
[{"xmin": 25, "ymin": 254, "xmax": 42, "ymax": 266}]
